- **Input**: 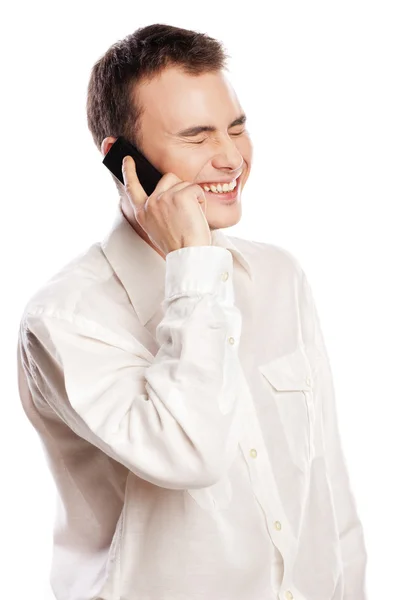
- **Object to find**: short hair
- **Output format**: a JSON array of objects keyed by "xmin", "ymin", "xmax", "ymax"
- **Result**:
[{"xmin": 86, "ymin": 23, "xmax": 230, "ymax": 195}]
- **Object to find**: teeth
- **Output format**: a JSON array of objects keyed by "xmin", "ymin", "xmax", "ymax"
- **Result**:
[{"xmin": 202, "ymin": 178, "xmax": 237, "ymax": 194}]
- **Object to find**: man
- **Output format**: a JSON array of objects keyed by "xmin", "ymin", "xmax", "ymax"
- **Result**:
[{"xmin": 17, "ymin": 23, "xmax": 368, "ymax": 600}]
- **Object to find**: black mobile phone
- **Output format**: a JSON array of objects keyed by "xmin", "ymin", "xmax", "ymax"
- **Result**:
[{"xmin": 102, "ymin": 136, "xmax": 163, "ymax": 196}]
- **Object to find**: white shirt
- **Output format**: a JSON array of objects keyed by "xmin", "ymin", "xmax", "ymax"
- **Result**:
[{"xmin": 17, "ymin": 206, "xmax": 368, "ymax": 600}]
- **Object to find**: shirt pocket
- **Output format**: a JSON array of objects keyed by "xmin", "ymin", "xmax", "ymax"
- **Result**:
[
  {"xmin": 185, "ymin": 473, "xmax": 233, "ymax": 511},
  {"xmin": 258, "ymin": 346, "xmax": 315, "ymax": 472}
]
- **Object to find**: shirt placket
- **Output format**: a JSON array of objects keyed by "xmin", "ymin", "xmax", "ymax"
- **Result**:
[{"xmin": 236, "ymin": 366, "xmax": 308, "ymax": 600}]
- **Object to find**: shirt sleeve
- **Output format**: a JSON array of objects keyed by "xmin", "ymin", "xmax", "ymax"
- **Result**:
[
  {"xmin": 19, "ymin": 245, "xmax": 244, "ymax": 491},
  {"xmin": 299, "ymin": 271, "xmax": 368, "ymax": 599}
]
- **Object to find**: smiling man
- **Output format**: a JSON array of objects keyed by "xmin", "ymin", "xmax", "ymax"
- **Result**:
[{"xmin": 17, "ymin": 24, "xmax": 368, "ymax": 600}]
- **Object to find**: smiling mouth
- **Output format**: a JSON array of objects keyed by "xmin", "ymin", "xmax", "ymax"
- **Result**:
[
  {"xmin": 202, "ymin": 177, "xmax": 241, "ymax": 204},
  {"xmin": 200, "ymin": 172, "xmax": 242, "ymax": 195}
]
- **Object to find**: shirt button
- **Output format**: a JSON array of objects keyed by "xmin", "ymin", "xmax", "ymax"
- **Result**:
[
  {"xmin": 305, "ymin": 376, "xmax": 311, "ymax": 386},
  {"xmin": 285, "ymin": 591, "xmax": 293, "ymax": 600},
  {"xmin": 249, "ymin": 448, "xmax": 257, "ymax": 458},
  {"xmin": 274, "ymin": 521, "xmax": 282, "ymax": 531},
  {"xmin": 228, "ymin": 337, "xmax": 235, "ymax": 345},
  {"xmin": 221, "ymin": 271, "xmax": 229, "ymax": 281}
]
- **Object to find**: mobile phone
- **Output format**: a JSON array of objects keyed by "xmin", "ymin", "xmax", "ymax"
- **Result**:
[{"xmin": 102, "ymin": 136, "xmax": 163, "ymax": 196}]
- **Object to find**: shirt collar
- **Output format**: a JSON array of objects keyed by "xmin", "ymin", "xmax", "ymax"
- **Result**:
[{"xmin": 100, "ymin": 206, "xmax": 253, "ymax": 327}]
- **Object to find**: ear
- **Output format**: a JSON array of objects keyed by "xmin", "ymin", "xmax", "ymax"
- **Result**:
[{"xmin": 101, "ymin": 136, "xmax": 118, "ymax": 157}]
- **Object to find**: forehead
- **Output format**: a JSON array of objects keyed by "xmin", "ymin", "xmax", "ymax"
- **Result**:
[{"xmin": 136, "ymin": 67, "xmax": 241, "ymax": 132}]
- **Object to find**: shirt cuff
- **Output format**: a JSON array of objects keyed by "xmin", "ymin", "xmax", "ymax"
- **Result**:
[{"xmin": 165, "ymin": 246, "xmax": 235, "ymax": 304}]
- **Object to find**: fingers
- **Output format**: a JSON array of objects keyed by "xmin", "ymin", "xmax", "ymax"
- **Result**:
[
  {"xmin": 152, "ymin": 181, "xmax": 207, "ymax": 216},
  {"xmin": 157, "ymin": 181, "xmax": 190, "ymax": 197},
  {"xmin": 155, "ymin": 181, "xmax": 206, "ymax": 202},
  {"xmin": 121, "ymin": 156, "xmax": 147, "ymax": 208},
  {"xmin": 166, "ymin": 183, "xmax": 208, "ymax": 216},
  {"xmin": 152, "ymin": 172, "xmax": 182, "ymax": 198},
  {"xmin": 175, "ymin": 183, "xmax": 206, "ymax": 205},
  {"xmin": 121, "ymin": 156, "xmax": 207, "ymax": 224}
]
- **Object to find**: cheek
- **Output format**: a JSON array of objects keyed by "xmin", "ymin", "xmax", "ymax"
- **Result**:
[
  {"xmin": 160, "ymin": 147, "xmax": 205, "ymax": 181},
  {"xmin": 238, "ymin": 135, "xmax": 253, "ymax": 165},
  {"xmin": 237, "ymin": 136, "xmax": 253, "ymax": 186}
]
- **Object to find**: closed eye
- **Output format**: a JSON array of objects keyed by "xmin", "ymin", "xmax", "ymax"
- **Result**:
[{"xmin": 191, "ymin": 131, "xmax": 246, "ymax": 145}]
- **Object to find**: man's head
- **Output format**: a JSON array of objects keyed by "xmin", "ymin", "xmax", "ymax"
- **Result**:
[{"xmin": 86, "ymin": 24, "xmax": 252, "ymax": 232}]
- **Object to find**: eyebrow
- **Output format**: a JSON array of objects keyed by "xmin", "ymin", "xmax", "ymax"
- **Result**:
[{"xmin": 175, "ymin": 113, "xmax": 247, "ymax": 137}]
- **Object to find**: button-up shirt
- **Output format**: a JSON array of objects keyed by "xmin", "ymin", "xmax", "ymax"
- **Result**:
[{"xmin": 17, "ymin": 206, "xmax": 368, "ymax": 600}]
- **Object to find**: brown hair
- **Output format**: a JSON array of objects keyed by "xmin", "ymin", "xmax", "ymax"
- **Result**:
[{"xmin": 86, "ymin": 23, "xmax": 230, "ymax": 194}]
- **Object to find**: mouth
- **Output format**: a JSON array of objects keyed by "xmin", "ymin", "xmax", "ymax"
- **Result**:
[{"xmin": 200, "ymin": 172, "xmax": 243, "ymax": 204}]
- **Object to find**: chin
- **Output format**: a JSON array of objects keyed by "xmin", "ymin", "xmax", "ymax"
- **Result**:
[{"xmin": 207, "ymin": 202, "xmax": 242, "ymax": 230}]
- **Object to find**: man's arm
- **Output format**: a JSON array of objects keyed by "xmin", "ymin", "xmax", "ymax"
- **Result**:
[
  {"xmin": 18, "ymin": 245, "xmax": 243, "ymax": 490},
  {"xmin": 300, "ymin": 270, "xmax": 368, "ymax": 599}
]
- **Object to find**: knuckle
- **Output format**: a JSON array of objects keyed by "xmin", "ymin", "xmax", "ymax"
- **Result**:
[
  {"xmin": 155, "ymin": 190, "xmax": 166, "ymax": 201},
  {"xmin": 167, "ymin": 172, "xmax": 181, "ymax": 181},
  {"xmin": 162, "ymin": 172, "xmax": 180, "ymax": 186},
  {"xmin": 177, "ymin": 183, "xmax": 201, "ymax": 197},
  {"xmin": 172, "ymin": 189, "xmax": 186, "ymax": 201},
  {"xmin": 146, "ymin": 197, "xmax": 157, "ymax": 211},
  {"xmin": 194, "ymin": 184, "xmax": 204, "ymax": 195}
]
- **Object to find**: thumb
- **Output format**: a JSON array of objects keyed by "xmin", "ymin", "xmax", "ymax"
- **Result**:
[{"xmin": 121, "ymin": 156, "xmax": 148, "ymax": 209}]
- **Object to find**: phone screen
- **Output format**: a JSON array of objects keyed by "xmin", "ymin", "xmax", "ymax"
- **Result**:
[{"xmin": 102, "ymin": 136, "xmax": 163, "ymax": 196}]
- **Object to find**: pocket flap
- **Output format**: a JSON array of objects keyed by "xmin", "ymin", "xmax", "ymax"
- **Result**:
[{"xmin": 258, "ymin": 346, "xmax": 312, "ymax": 391}]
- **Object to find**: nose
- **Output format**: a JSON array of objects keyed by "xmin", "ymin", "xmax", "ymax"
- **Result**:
[{"xmin": 211, "ymin": 134, "xmax": 244, "ymax": 173}]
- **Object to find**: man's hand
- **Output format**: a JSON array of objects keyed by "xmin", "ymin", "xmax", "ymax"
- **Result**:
[{"xmin": 121, "ymin": 155, "xmax": 211, "ymax": 256}]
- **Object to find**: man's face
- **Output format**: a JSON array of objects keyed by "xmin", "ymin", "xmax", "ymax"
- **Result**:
[{"xmin": 131, "ymin": 66, "xmax": 252, "ymax": 230}]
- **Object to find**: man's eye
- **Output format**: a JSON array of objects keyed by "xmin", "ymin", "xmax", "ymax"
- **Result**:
[{"xmin": 191, "ymin": 130, "xmax": 245, "ymax": 145}]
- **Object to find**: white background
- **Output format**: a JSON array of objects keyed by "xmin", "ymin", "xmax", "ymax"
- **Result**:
[{"xmin": 1, "ymin": 1, "xmax": 400, "ymax": 598}]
